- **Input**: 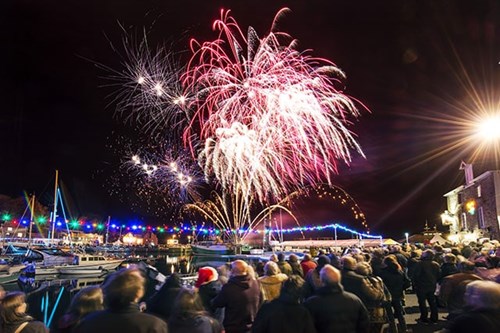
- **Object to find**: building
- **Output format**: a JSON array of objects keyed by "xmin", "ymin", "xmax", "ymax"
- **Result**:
[{"xmin": 442, "ymin": 164, "xmax": 500, "ymax": 243}]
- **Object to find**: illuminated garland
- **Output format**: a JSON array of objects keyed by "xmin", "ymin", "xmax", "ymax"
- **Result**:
[{"xmin": 6, "ymin": 218, "xmax": 381, "ymax": 239}]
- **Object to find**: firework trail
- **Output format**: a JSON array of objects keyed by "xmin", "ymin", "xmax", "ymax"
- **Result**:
[
  {"xmin": 183, "ymin": 8, "xmax": 366, "ymax": 204},
  {"xmin": 124, "ymin": 145, "xmax": 204, "ymax": 203},
  {"xmin": 103, "ymin": 133, "xmax": 204, "ymax": 219},
  {"xmin": 102, "ymin": 31, "xmax": 192, "ymax": 136},
  {"xmin": 183, "ymin": 189, "xmax": 298, "ymax": 245}
]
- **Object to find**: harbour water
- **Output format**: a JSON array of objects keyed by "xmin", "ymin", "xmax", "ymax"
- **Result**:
[{"xmin": 1, "ymin": 253, "xmax": 196, "ymax": 330}]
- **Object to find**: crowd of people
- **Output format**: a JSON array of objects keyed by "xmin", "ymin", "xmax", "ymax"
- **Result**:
[{"xmin": 1, "ymin": 240, "xmax": 499, "ymax": 333}]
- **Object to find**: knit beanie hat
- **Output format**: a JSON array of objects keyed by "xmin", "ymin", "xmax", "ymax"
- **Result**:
[{"xmin": 195, "ymin": 266, "xmax": 219, "ymax": 288}]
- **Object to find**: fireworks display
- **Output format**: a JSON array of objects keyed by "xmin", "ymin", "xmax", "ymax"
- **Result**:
[
  {"xmin": 183, "ymin": 8, "xmax": 366, "ymax": 203},
  {"xmin": 103, "ymin": 34, "xmax": 191, "ymax": 137},
  {"xmin": 106, "ymin": 8, "xmax": 367, "ymax": 228},
  {"xmin": 183, "ymin": 190, "xmax": 297, "ymax": 245}
]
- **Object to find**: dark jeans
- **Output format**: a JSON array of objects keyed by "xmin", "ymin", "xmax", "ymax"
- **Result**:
[
  {"xmin": 391, "ymin": 299, "xmax": 407, "ymax": 332},
  {"xmin": 416, "ymin": 290, "xmax": 438, "ymax": 322}
]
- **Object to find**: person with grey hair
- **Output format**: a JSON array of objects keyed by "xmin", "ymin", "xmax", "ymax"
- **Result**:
[
  {"xmin": 304, "ymin": 264, "xmax": 370, "ymax": 333},
  {"xmin": 212, "ymin": 260, "xmax": 263, "ymax": 333},
  {"xmin": 258, "ymin": 261, "xmax": 288, "ymax": 302},
  {"xmin": 445, "ymin": 280, "xmax": 500, "ymax": 333}
]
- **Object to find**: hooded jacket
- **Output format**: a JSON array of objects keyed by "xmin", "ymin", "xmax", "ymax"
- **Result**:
[{"xmin": 212, "ymin": 274, "xmax": 262, "ymax": 333}]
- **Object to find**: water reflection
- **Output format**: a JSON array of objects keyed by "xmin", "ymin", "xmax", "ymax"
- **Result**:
[{"xmin": 1, "ymin": 255, "xmax": 197, "ymax": 330}]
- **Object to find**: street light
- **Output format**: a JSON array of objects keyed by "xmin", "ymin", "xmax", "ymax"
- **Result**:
[
  {"xmin": 476, "ymin": 115, "xmax": 500, "ymax": 141},
  {"xmin": 405, "ymin": 232, "xmax": 409, "ymax": 244}
]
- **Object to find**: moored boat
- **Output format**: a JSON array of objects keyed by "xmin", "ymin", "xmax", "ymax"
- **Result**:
[
  {"xmin": 190, "ymin": 242, "xmax": 233, "ymax": 255},
  {"xmin": 56, "ymin": 254, "xmax": 123, "ymax": 275}
]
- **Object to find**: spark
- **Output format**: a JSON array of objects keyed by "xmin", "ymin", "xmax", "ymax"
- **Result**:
[
  {"xmin": 100, "ymin": 32, "xmax": 193, "ymax": 136},
  {"xmin": 183, "ymin": 189, "xmax": 298, "ymax": 245},
  {"xmin": 183, "ymin": 8, "xmax": 366, "ymax": 203}
]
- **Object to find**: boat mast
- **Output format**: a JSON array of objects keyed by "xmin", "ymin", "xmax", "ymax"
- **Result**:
[
  {"xmin": 105, "ymin": 215, "xmax": 111, "ymax": 245},
  {"xmin": 50, "ymin": 170, "xmax": 59, "ymax": 242},
  {"xmin": 29, "ymin": 194, "xmax": 35, "ymax": 245}
]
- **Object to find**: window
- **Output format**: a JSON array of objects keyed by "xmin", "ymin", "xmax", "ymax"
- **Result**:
[
  {"xmin": 477, "ymin": 185, "xmax": 482, "ymax": 197},
  {"xmin": 461, "ymin": 212, "xmax": 467, "ymax": 230},
  {"xmin": 478, "ymin": 207, "xmax": 485, "ymax": 228}
]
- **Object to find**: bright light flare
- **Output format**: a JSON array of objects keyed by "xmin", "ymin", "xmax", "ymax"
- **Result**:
[{"xmin": 476, "ymin": 115, "xmax": 500, "ymax": 141}]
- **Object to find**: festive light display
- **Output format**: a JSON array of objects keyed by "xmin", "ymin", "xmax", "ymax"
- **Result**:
[
  {"xmin": 7, "ymin": 215, "xmax": 380, "ymax": 240},
  {"xmin": 87, "ymin": 8, "xmax": 369, "ymax": 237},
  {"xmin": 183, "ymin": 190, "xmax": 298, "ymax": 244},
  {"xmin": 184, "ymin": 8, "xmax": 366, "ymax": 204}
]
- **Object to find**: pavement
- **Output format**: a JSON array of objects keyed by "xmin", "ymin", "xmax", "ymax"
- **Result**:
[{"xmin": 402, "ymin": 291, "xmax": 448, "ymax": 333}]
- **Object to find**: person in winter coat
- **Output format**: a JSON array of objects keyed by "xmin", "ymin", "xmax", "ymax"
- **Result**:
[
  {"xmin": 303, "ymin": 255, "xmax": 330, "ymax": 298},
  {"xmin": 277, "ymin": 253, "xmax": 293, "ymax": 277},
  {"xmin": 412, "ymin": 249, "xmax": 440, "ymax": 324},
  {"xmin": 300, "ymin": 254, "xmax": 317, "ymax": 277},
  {"xmin": 341, "ymin": 256, "xmax": 384, "ymax": 306},
  {"xmin": 57, "ymin": 286, "xmax": 104, "ymax": 333},
  {"xmin": 252, "ymin": 275, "xmax": 316, "ymax": 333},
  {"xmin": 304, "ymin": 264, "xmax": 370, "ymax": 333},
  {"xmin": 0, "ymin": 291, "xmax": 49, "ymax": 333},
  {"xmin": 287, "ymin": 254, "xmax": 304, "ymax": 277},
  {"xmin": 146, "ymin": 272, "xmax": 182, "ymax": 322},
  {"xmin": 75, "ymin": 268, "xmax": 168, "ymax": 333},
  {"xmin": 378, "ymin": 255, "xmax": 411, "ymax": 333},
  {"xmin": 196, "ymin": 266, "xmax": 224, "ymax": 323},
  {"xmin": 258, "ymin": 261, "xmax": 288, "ymax": 302},
  {"xmin": 438, "ymin": 253, "xmax": 459, "ymax": 282},
  {"xmin": 438, "ymin": 260, "xmax": 483, "ymax": 320},
  {"xmin": 355, "ymin": 261, "xmax": 396, "ymax": 333},
  {"xmin": 446, "ymin": 280, "xmax": 500, "ymax": 333},
  {"xmin": 212, "ymin": 260, "xmax": 263, "ymax": 333},
  {"xmin": 168, "ymin": 287, "xmax": 222, "ymax": 333}
]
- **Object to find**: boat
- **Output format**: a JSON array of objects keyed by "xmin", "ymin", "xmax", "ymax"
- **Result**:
[
  {"xmin": 56, "ymin": 253, "xmax": 123, "ymax": 275},
  {"xmin": 57, "ymin": 268, "xmax": 105, "ymax": 275},
  {"xmin": 0, "ymin": 258, "xmax": 26, "ymax": 284},
  {"xmin": 190, "ymin": 242, "xmax": 233, "ymax": 255}
]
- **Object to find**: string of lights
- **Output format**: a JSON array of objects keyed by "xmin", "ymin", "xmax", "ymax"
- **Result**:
[{"xmin": 5, "ymin": 217, "xmax": 381, "ymax": 239}]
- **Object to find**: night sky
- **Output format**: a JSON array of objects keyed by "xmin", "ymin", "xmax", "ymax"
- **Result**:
[{"xmin": 1, "ymin": 0, "xmax": 499, "ymax": 239}]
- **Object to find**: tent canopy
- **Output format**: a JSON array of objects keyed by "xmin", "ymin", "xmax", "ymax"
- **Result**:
[
  {"xmin": 383, "ymin": 238, "xmax": 400, "ymax": 245},
  {"xmin": 429, "ymin": 234, "xmax": 448, "ymax": 244}
]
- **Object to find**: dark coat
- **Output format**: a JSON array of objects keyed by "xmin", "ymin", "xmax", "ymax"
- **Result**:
[
  {"xmin": 287, "ymin": 260, "xmax": 304, "ymax": 278},
  {"xmin": 75, "ymin": 304, "xmax": 168, "ymax": 333},
  {"xmin": 341, "ymin": 269, "xmax": 383, "ymax": 305},
  {"xmin": 2, "ymin": 320, "xmax": 48, "ymax": 333},
  {"xmin": 412, "ymin": 258, "xmax": 440, "ymax": 293},
  {"xmin": 168, "ymin": 313, "xmax": 222, "ymax": 333},
  {"xmin": 198, "ymin": 280, "xmax": 224, "ymax": 323},
  {"xmin": 146, "ymin": 274, "xmax": 182, "ymax": 321},
  {"xmin": 439, "ymin": 262, "xmax": 459, "ymax": 282},
  {"xmin": 438, "ymin": 272, "xmax": 483, "ymax": 317},
  {"xmin": 57, "ymin": 313, "xmax": 80, "ymax": 333},
  {"xmin": 252, "ymin": 293, "xmax": 316, "ymax": 333},
  {"xmin": 212, "ymin": 274, "xmax": 262, "ymax": 333},
  {"xmin": 304, "ymin": 285, "xmax": 370, "ymax": 333},
  {"xmin": 378, "ymin": 266, "xmax": 406, "ymax": 301},
  {"xmin": 199, "ymin": 280, "xmax": 222, "ymax": 312},
  {"xmin": 447, "ymin": 309, "xmax": 500, "ymax": 333}
]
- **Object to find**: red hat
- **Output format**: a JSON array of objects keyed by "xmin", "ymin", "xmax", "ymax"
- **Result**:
[{"xmin": 195, "ymin": 266, "xmax": 218, "ymax": 288}]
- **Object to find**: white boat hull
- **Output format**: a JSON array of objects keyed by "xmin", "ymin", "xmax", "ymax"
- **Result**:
[{"xmin": 58, "ymin": 268, "xmax": 104, "ymax": 275}]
